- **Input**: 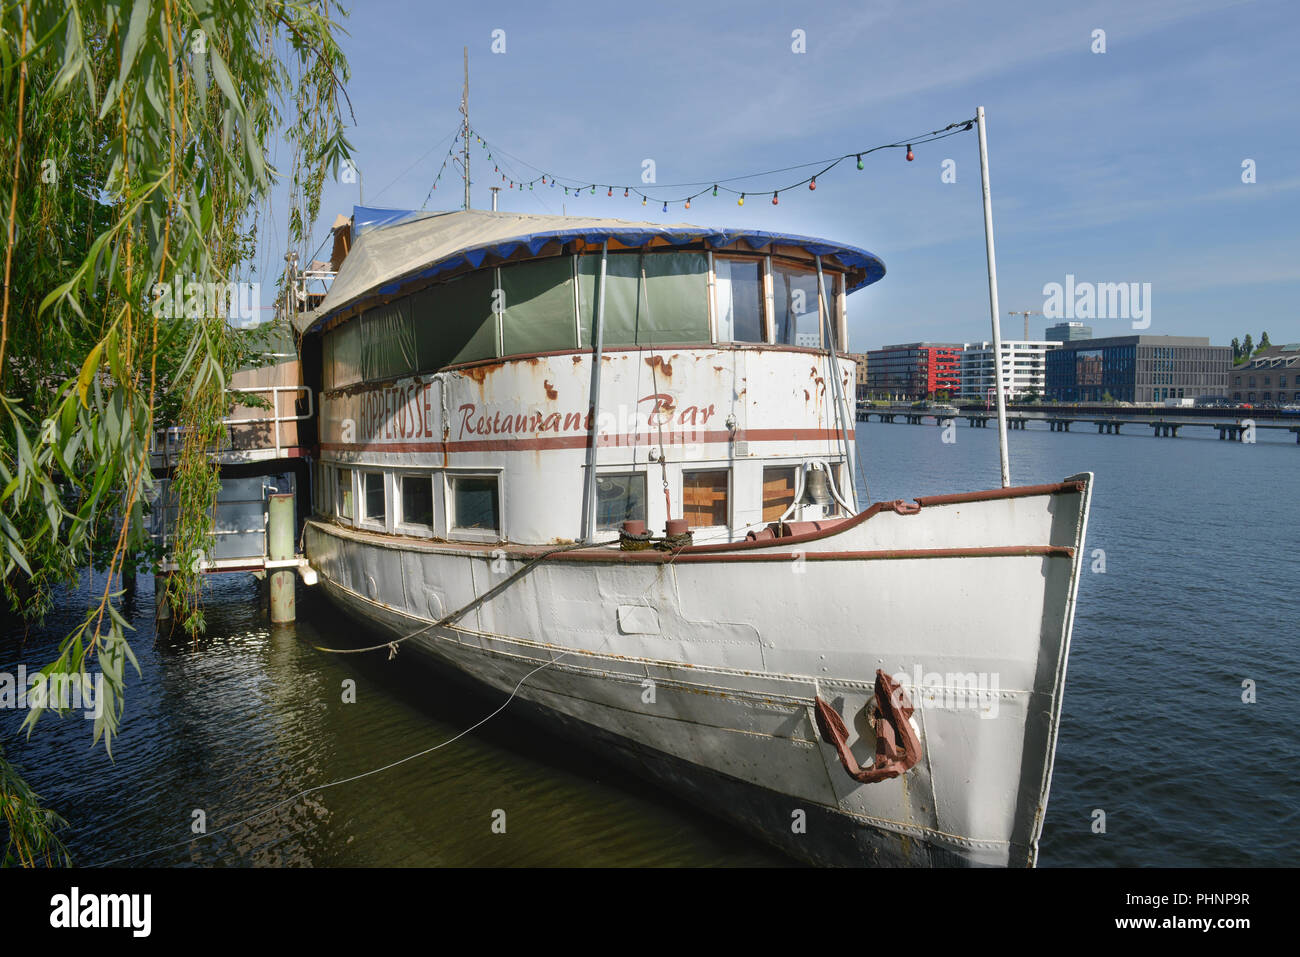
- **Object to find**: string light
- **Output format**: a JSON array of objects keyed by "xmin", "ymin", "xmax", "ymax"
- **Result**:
[{"xmin": 450, "ymin": 118, "xmax": 973, "ymax": 212}]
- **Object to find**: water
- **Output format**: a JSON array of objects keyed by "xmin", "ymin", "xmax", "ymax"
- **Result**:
[{"xmin": 2, "ymin": 421, "xmax": 1297, "ymax": 866}]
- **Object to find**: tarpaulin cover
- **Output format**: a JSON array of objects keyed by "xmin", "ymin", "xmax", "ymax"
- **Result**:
[{"xmin": 294, "ymin": 208, "xmax": 886, "ymax": 335}]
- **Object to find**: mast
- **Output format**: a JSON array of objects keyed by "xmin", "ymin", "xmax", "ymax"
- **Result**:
[
  {"xmin": 977, "ymin": 106, "xmax": 1011, "ymax": 488},
  {"xmin": 460, "ymin": 46, "xmax": 471, "ymax": 210}
]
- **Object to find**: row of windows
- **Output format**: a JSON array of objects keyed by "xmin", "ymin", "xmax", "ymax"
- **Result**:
[
  {"xmin": 1235, "ymin": 375, "xmax": 1289, "ymax": 387},
  {"xmin": 1231, "ymin": 391, "xmax": 1300, "ymax": 402},
  {"xmin": 322, "ymin": 466, "xmax": 502, "ymax": 538},
  {"xmin": 323, "ymin": 252, "xmax": 843, "ymax": 391},
  {"xmin": 315, "ymin": 463, "xmax": 812, "ymax": 540}
]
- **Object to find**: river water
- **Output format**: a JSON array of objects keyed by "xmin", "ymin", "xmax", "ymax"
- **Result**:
[{"xmin": 2, "ymin": 420, "xmax": 1297, "ymax": 867}]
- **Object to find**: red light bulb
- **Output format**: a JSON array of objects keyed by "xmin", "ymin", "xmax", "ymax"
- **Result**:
[
  {"xmin": 906, "ymin": 145, "xmax": 914, "ymax": 162},
  {"xmin": 809, "ymin": 178, "xmax": 816, "ymax": 191}
]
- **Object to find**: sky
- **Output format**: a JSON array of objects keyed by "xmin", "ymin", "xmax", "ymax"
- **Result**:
[{"xmin": 252, "ymin": 0, "xmax": 1300, "ymax": 353}]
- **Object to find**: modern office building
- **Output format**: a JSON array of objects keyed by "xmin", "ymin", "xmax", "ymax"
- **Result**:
[
  {"xmin": 1045, "ymin": 321, "xmax": 1092, "ymax": 342},
  {"xmin": 960, "ymin": 340, "xmax": 1059, "ymax": 402},
  {"xmin": 1228, "ymin": 343, "xmax": 1300, "ymax": 404},
  {"xmin": 864, "ymin": 342, "xmax": 963, "ymax": 401},
  {"xmin": 1045, "ymin": 335, "xmax": 1230, "ymax": 403}
]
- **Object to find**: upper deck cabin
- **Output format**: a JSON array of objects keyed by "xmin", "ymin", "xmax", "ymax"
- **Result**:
[{"xmin": 294, "ymin": 209, "xmax": 885, "ymax": 547}]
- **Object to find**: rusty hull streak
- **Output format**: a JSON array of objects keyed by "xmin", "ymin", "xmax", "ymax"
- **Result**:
[
  {"xmin": 645, "ymin": 354, "xmax": 673, "ymax": 378},
  {"xmin": 543, "ymin": 379, "xmax": 558, "ymax": 400}
]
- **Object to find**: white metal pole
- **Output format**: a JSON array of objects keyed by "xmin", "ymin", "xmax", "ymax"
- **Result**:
[
  {"xmin": 580, "ymin": 241, "xmax": 609, "ymax": 541},
  {"xmin": 815, "ymin": 256, "xmax": 858, "ymax": 512},
  {"xmin": 977, "ymin": 106, "xmax": 1012, "ymax": 487}
]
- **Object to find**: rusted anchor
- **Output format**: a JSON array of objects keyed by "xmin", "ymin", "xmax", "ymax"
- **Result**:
[{"xmin": 814, "ymin": 669, "xmax": 922, "ymax": 784}]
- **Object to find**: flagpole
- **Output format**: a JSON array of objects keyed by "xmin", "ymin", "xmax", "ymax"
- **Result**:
[{"xmin": 976, "ymin": 105, "xmax": 1011, "ymax": 488}]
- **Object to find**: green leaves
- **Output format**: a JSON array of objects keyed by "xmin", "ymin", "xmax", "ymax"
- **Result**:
[
  {"xmin": 76, "ymin": 338, "xmax": 103, "ymax": 407},
  {"xmin": 1, "ymin": 2, "xmax": 353, "ymax": 851}
]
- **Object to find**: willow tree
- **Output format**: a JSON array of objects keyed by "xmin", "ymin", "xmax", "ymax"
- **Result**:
[{"xmin": 0, "ymin": 0, "xmax": 352, "ymax": 865}]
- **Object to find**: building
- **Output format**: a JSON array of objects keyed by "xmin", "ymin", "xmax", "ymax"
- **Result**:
[
  {"xmin": 865, "ymin": 342, "xmax": 963, "ymax": 401},
  {"xmin": 1228, "ymin": 343, "xmax": 1300, "ymax": 404},
  {"xmin": 852, "ymin": 353, "xmax": 869, "ymax": 401},
  {"xmin": 960, "ymin": 340, "xmax": 1058, "ymax": 402},
  {"xmin": 1045, "ymin": 335, "xmax": 1229, "ymax": 403},
  {"xmin": 1045, "ymin": 321, "xmax": 1092, "ymax": 342}
]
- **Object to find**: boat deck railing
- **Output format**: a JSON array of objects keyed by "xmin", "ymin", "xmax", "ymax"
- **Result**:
[{"xmin": 151, "ymin": 384, "xmax": 314, "ymax": 469}]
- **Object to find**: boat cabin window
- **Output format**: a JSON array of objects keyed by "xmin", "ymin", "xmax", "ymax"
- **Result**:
[
  {"xmin": 683, "ymin": 469, "xmax": 729, "ymax": 528},
  {"xmin": 324, "ymin": 319, "xmax": 362, "ymax": 389},
  {"xmin": 772, "ymin": 263, "xmax": 824, "ymax": 348},
  {"xmin": 595, "ymin": 473, "xmax": 646, "ymax": 530},
  {"xmin": 578, "ymin": 252, "xmax": 710, "ymax": 348},
  {"xmin": 361, "ymin": 298, "xmax": 418, "ymax": 381},
  {"xmin": 501, "ymin": 257, "xmax": 579, "ymax": 356},
  {"xmin": 762, "ymin": 466, "xmax": 798, "ymax": 522},
  {"xmin": 397, "ymin": 473, "xmax": 435, "ymax": 531},
  {"xmin": 335, "ymin": 467, "xmax": 354, "ymax": 522},
  {"xmin": 412, "ymin": 269, "xmax": 498, "ymax": 370},
  {"xmin": 713, "ymin": 256, "xmax": 766, "ymax": 343},
  {"xmin": 448, "ymin": 473, "xmax": 501, "ymax": 537},
  {"xmin": 360, "ymin": 470, "xmax": 386, "ymax": 526},
  {"xmin": 319, "ymin": 252, "xmax": 847, "ymax": 394}
]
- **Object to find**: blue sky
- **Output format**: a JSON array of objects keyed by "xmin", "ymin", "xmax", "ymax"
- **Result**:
[{"xmin": 255, "ymin": 0, "xmax": 1299, "ymax": 352}]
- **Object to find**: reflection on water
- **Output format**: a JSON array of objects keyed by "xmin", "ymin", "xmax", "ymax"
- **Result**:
[
  {"xmin": 1, "ymin": 573, "xmax": 782, "ymax": 867},
  {"xmin": 3, "ymin": 421, "xmax": 1297, "ymax": 866}
]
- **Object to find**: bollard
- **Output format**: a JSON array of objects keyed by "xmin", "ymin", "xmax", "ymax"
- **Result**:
[{"xmin": 268, "ymin": 492, "xmax": 296, "ymax": 623}]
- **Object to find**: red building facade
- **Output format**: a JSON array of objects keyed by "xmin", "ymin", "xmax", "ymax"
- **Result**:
[{"xmin": 865, "ymin": 342, "xmax": 964, "ymax": 401}]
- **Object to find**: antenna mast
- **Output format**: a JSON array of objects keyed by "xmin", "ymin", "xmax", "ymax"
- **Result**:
[{"xmin": 460, "ymin": 47, "xmax": 471, "ymax": 210}]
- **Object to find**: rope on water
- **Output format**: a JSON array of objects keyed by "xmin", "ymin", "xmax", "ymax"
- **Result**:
[{"xmin": 90, "ymin": 652, "xmax": 572, "ymax": 867}]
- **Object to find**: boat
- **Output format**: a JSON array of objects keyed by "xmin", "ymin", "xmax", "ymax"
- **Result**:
[{"xmin": 289, "ymin": 206, "xmax": 1093, "ymax": 867}]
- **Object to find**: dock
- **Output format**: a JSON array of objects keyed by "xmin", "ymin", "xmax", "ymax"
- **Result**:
[{"xmin": 148, "ymin": 349, "xmax": 318, "ymax": 622}]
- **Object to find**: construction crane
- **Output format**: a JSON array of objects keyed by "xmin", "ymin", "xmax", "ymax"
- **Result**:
[{"xmin": 1007, "ymin": 309, "xmax": 1041, "ymax": 340}]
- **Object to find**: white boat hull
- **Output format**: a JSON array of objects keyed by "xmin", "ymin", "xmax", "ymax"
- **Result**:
[{"xmin": 304, "ymin": 475, "xmax": 1093, "ymax": 867}]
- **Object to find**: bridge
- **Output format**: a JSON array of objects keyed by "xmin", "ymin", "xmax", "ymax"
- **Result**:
[{"xmin": 858, "ymin": 405, "xmax": 1300, "ymax": 443}]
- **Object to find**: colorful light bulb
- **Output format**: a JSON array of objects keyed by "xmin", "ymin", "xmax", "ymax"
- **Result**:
[
  {"xmin": 906, "ymin": 145, "xmax": 914, "ymax": 162},
  {"xmin": 771, "ymin": 192, "xmax": 779, "ymax": 205}
]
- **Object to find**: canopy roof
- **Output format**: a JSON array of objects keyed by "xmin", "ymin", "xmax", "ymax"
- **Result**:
[{"xmin": 294, "ymin": 207, "xmax": 886, "ymax": 335}]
